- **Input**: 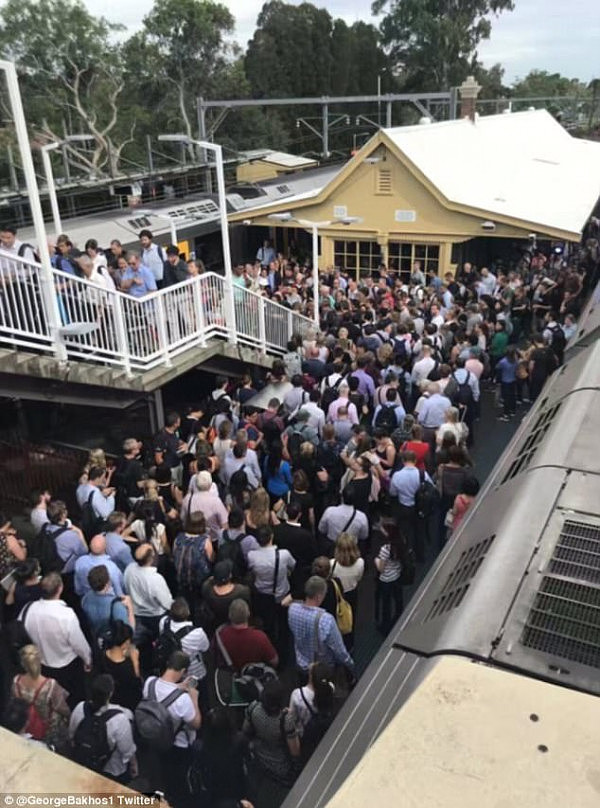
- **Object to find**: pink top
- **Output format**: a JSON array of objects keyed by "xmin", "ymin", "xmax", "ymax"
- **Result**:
[
  {"xmin": 465, "ymin": 358, "xmax": 484, "ymax": 379},
  {"xmin": 452, "ymin": 494, "xmax": 473, "ymax": 531}
]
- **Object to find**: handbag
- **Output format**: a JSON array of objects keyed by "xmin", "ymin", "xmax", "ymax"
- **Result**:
[{"xmin": 331, "ymin": 572, "xmax": 353, "ymax": 635}]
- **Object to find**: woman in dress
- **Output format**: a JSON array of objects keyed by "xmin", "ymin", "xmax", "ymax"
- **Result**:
[{"xmin": 98, "ymin": 621, "xmax": 142, "ymax": 711}]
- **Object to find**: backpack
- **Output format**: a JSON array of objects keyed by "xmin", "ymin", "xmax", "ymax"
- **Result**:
[
  {"xmin": 287, "ymin": 427, "xmax": 308, "ymax": 465},
  {"xmin": 96, "ymin": 598, "xmax": 126, "ymax": 652},
  {"xmin": 446, "ymin": 371, "xmax": 474, "ymax": 408},
  {"xmin": 134, "ymin": 677, "xmax": 186, "ymax": 751},
  {"xmin": 215, "ymin": 627, "xmax": 278, "ymax": 702},
  {"xmin": 415, "ymin": 468, "xmax": 440, "ymax": 519},
  {"xmin": 549, "ymin": 324, "xmax": 566, "ymax": 362},
  {"xmin": 152, "ymin": 618, "xmax": 194, "ymax": 674},
  {"xmin": 175, "ymin": 533, "xmax": 211, "ymax": 589},
  {"xmin": 299, "ymin": 689, "xmax": 333, "ymax": 762},
  {"xmin": 427, "ymin": 360, "xmax": 441, "ymax": 381},
  {"xmin": 321, "ymin": 374, "xmax": 343, "ymax": 414},
  {"xmin": 14, "ymin": 676, "xmax": 52, "ymax": 740},
  {"xmin": 80, "ymin": 490, "xmax": 106, "ymax": 542},
  {"xmin": 374, "ymin": 404, "xmax": 398, "ymax": 433},
  {"xmin": 261, "ymin": 416, "xmax": 283, "ymax": 451},
  {"xmin": 216, "ymin": 530, "xmax": 247, "ymax": 580},
  {"xmin": 5, "ymin": 601, "xmax": 35, "ymax": 667},
  {"xmin": 331, "ymin": 574, "xmax": 353, "ymax": 635},
  {"xmin": 29, "ymin": 524, "xmax": 69, "ymax": 574},
  {"xmin": 72, "ymin": 703, "xmax": 122, "ymax": 772},
  {"xmin": 205, "ymin": 391, "xmax": 228, "ymax": 420},
  {"xmin": 18, "ymin": 242, "xmax": 41, "ymax": 263}
]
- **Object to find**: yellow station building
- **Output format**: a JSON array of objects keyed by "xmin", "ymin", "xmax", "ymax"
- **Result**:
[{"xmin": 230, "ymin": 108, "xmax": 600, "ymax": 279}]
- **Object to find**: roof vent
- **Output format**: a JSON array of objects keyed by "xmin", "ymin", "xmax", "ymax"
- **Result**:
[
  {"xmin": 424, "ymin": 535, "xmax": 495, "ymax": 621},
  {"xmin": 501, "ymin": 402, "xmax": 562, "ymax": 484},
  {"xmin": 418, "ymin": 116, "xmax": 432, "ymax": 125},
  {"xmin": 376, "ymin": 168, "xmax": 392, "ymax": 195}
]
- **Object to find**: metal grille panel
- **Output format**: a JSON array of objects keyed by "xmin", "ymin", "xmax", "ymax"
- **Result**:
[
  {"xmin": 424, "ymin": 536, "xmax": 495, "ymax": 622},
  {"xmin": 521, "ymin": 577, "xmax": 600, "ymax": 668},
  {"xmin": 501, "ymin": 402, "xmax": 562, "ymax": 484},
  {"xmin": 548, "ymin": 520, "xmax": 600, "ymax": 584}
]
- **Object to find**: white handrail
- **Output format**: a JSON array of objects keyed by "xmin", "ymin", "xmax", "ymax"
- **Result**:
[{"xmin": 0, "ymin": 249, "xmax": 313, "ymax": 374}]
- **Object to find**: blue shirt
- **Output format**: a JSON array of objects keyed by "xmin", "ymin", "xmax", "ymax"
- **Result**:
[
  {"xmin": 263, "ymin": 459, "xmax": 293, "ymax": 497},
  {"xmin": 288, "ymin": 602, "xmax": 354, "ymax": 672},
  {"xmin": 372, "ymin": 403, "xmax": 406, "ymax": 429},
  {"xmin": 81, "ymin": 590, "xmax": 129, "ymax": 636},
  {"xmin": 351, "ymin": 369, "xmax": 376, "ymax": 401},
  {"xmin": 74, "ymin": 553, "xmax": 125, "ymax": 597},
  {"xmin": 76, "ymin": 484, "xmax": 116, "ymax": 520},
  {"xmin": 104, "ymin": 532, "xmax": 134, "ymax": 573},
  {"xmin": 418, "ymin": 393, "xmax": 452, "ymax": 428},
  {"xmin": 390, "ymin": 466, "xmax": 433, "ymax": 507},
  {"xmin": 45, "ymin": 523, "xmax": 87, "ymax": 573},
  {"xmin": 496, "ymin": 356, "xmax": 517, "ymax": 384},
  {"xmin": 122, "ymin": 264, "xmax": 157, "ymax": 297}
]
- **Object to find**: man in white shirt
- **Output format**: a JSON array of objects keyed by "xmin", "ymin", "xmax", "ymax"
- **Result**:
[
  {"xmin": 139, "ymin": 228, "xmax": 166, "ymax": 286},
  {"xmin": 411, "ymin": 345, "xmax": 436, "ymax": 388},
  {"xmin": 21, "ymin": 572, "xmax": 92, "ymax": 708},
  {"xmin": 318, "ymin": 488, "xmax": 369, "ymax": 552},
  {"xmin": 158, "ymin": 597, "xmax": 210, "ymax": 714},
  {"xmin": 70, "ymin": 674, "xmax": 137, "ymax": 784},
  {"xmin": 124, "ymin": 543, "xmax": 174, "ymax": 670},
  {"xmin": 29, "ymin": 488, "xmax": 51, "ymax": 533},
  {"xmin": 142, "ymin": 651, "xmax": 201, "ymax": 805},
  {"xmin": 301, "ymin": 390, "xmax": 326, "ymax": 436}
]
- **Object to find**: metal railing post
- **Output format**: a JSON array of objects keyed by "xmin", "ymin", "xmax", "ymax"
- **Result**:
[
  {"xmin": 154, "ymin": 296, "xmax": 172, "ymax": 367},
  {"xmin": 194, "ymin": 278, "xmax": 207, "ymax": 347},
  {"xmin": 112, "ymin": 293, "xmax": 132, "ymax": 377},
  {"xmin": 0, "ymin": 60, "xmax": 65, "ymax": 362},
  {"xmin": 258, "ymin": 295, "xmax": 266, "ymax": 353}
]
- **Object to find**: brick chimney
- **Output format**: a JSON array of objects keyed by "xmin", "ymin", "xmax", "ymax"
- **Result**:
[{"xmin": 458, "ymin": 75, "xmax": 482, "ymax": 122}]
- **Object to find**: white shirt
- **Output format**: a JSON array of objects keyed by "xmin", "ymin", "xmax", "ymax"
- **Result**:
[
  {"xmin": 302, "ymin": 401, "xmax": 326, "ymax": 435},
  {"xmin": 69, "ymin": 703, "xmax": 135, "ymax": 776},
  {"xmin": 411, "ymin": 356, "xmax": 435, "ymax": 385},
  {"xmin": 141, "ymin": 243, "xmax": 165, "ymax": 282},
  {"xmin": 124, "ymin": 563, "xmax": 174, "ymax": 617},
  {"xmin": 22, "ymin": 599, "xmax": 92, "ymax": 668},
  {"xmin": 158, "ymin": 617, "xmax": 209, "ymax": 679},
  {"xmin": 30, "ymin": 506, "xmax": 49, "ymax": 533},
  {"xmin": 329, "ymin": 558, "xmax": 365, "ymax": 592},
  {"xmin": 142, "ymin": 677, "xmax": 196, "ymax": 747},
  {"xmin": 76, "ymin": 483, "xmax": 115, "ymax": 520}
]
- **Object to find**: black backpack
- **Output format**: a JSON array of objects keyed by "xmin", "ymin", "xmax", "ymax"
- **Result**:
[
  {"xmin": 216, "ymin": 530, "xmax": 247, "ymax": 580},
  {"xmin": 374, "ymin": 404, "xmax": 398, "ymax": 433},
  {"xmin": 415, "ymin": 468, "xmax": 440, "ymax": 519},
  {"xmin": 80, "ymin": 490, "xmax": 106, "ymax": 542},
  {"xmin": 152, "ymin": 618, "xmax": 193, "ymax": 674},
  {"xmin": 287, "ymin": 427, "xmax": 308, "ymax": 464},
  {"xmin": 72, "ymin": 703, "xmax": 121, "ymax": 772},
  {"xmin": 549, "ymin": 324, "xmax": 566, "ymax": 362},
  {"xmin": 4, "ymin": 601, "xmax": 35, "ymax": 667},
  {"xmin": 447, "ymin": 371, "xmax": 474, "ymax": 408},
  {"xmin": 427, "ymin": 360, "xmax": 441, "ymax": 381},
  {"xmin": 299, "ymin": 689, "xmax": 333, "ymax": 763},
  {"xmin": 321, "ymin": 374, "xmax": 343, "ymax": 413},
  {"xmin": 29, "ymin": 524, "xmax": 70, "ymax": 574}
]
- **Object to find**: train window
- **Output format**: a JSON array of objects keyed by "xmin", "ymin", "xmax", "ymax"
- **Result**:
[
  {"xmin": 500, "ymin": 402, "xmax": 563, "ymax": 484},
  {"xmin": 424, "ymin": 535, "xmax": 496, "ymax": 622}
]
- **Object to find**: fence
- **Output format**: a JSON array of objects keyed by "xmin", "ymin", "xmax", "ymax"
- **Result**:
[{"xmin": 0, "ymin": 249, "xmax": 313, "ymax": 375}]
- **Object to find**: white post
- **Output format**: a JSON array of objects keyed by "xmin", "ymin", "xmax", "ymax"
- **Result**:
[
  {"xmin": 211, "ymin": 142, "xmax": 237, "ymax": 344},
  {"xmin": 0, "ymin": 60, "xmax": 65, "ymax": 362},
  {"xmin": 312, "ymin": 224, "xmax": 320, "ymax": 332},
  {"xmin": 193, "ymin": 278, "xmax": 206, "ymax": 347},
  {"xmin": 41, "ymin": 146, "xmax": 62, "ymax": 236},
  {"xmin": 154, "ymin": 295, "xmax": 172, "ymax": 367},
  {"xmin": 258, "ymin": 294, "xmax": 266, "ymax": 353},
  {"xmin": 112, "ymin": 293, "xmax": 132, "ymax": 378},
  {"xmin": 169, "ymin": 219, "xmax": 177, "ymax": 247}
]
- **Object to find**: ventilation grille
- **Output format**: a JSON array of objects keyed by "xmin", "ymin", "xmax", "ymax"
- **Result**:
[
  {"xmin": 549, "ymin": 520, "xmax": 600, "ymax": 584},
  {"xmin": 521, "ymin": 577, "xmax": 600, "ymax": 669},
  {"xmin": 424, "ymin": 535, "xmax": 495, "ymax": 621},
  {"xmin": 165, "ymin": 200, "xmax": 219, "ymax": 221},
  {"xmin": 276, "ymin": 184, "xmax": 291, "ymax": 194},
  {"xmin": 376, "ymin": 168, "xmax": 392, "ymax": 195},
  {"xmin": 501, "ymin": 402, "xmax": 562, "ymax": 484}
]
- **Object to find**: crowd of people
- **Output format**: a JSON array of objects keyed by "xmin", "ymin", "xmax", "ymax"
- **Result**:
[{"xmin": 0, "ymin": 235, "xmax": 596, "ymax": 808}]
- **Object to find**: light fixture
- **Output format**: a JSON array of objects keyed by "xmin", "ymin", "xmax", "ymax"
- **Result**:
[
  {"xmin": 268, "ymin": 212, "xmax": 294, "ymax": 222},
  {"xmin": 363, "ymin": 156, "xmax": 381, "ymax": 164},
  {"xmin": 158, "ymin": 133, "xmax": 191, "ymax": 144}
]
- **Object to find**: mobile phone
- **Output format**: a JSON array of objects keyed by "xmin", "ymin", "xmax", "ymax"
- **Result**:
[
  {"xmin": 0, "ymin": 570, "xmax": 16, "ymax": 592},
  {"xmin": 186, "ymin": 676, "xmax": 198, "ymax": 689}
]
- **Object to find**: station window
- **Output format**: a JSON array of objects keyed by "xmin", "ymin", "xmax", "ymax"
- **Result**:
[
  {"xmin": 334, "ymin": 239, "xmax": 381, "ymax": 279},
  {"xmin": 388, "ymin": 242, "xmax": 440, "ymax": 281}
]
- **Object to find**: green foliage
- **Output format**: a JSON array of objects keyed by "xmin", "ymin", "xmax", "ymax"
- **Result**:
[
  {"xmin": 511, "ymin": 70, "xmax": 588, "ymax": 98},
  {"xmin": 373, "ymin": 0, "xmax": 514, "ymax": 90}
]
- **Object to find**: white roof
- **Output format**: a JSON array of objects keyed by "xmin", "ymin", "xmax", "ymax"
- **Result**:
[
  {"xmin": 239, "ymin": 149, "xmax": 317, "ymax": 168},
  {"xmin": 385, "ymin": 109, "xmax": 600, "ymax": 237},
  {"xmin": 326, "ymin": 656, "xmax": 600, "ymax": 808}
]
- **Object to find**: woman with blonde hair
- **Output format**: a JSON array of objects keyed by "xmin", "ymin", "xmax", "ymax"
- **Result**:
[
  {"xmin": 245, "ymin": 486, "xmax": 277, "ymax": 531},
  {"xmin": 330, "ymin": 532, "xmax": 364, "ymax": 649},
  {"xmin": 436, "ymin": 406, "xmax": 469, "ymax": 449},
  {"xmin": 11, "ymin": 644, "xmax": 70, "ymax": 751}
]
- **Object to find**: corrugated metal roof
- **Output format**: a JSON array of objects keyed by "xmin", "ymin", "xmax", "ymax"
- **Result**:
[{"xmin": 384, "ymin": 109, "xmax": 600, "ymax": 237}]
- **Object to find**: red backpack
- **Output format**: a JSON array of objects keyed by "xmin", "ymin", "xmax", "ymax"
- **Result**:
[{"xmin": 14, "ymin": 676, "xmax": 52, "ymax": 739}]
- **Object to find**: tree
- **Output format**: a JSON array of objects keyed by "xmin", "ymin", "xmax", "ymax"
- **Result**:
[
  {"xmin": 372, "ymin": 0, "xmax": 515, "ymax": 91},
  {"xmin": 0, "ymin": 0, "xmax": 139, "ymax": 176},
  {"xmin": 132, "ymin": 0, "xmax": 235, "ymax": 150},
  {"xmin": 511, "ymin": 70, "xmax": 587, "ymax": 98}
]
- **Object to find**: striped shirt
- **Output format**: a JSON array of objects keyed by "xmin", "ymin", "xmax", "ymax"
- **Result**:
[{"xmin": 377, "ymin": 544, "xmax": 402, "ymax": 583}]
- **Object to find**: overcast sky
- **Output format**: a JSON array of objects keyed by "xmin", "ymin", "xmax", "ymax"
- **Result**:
[{"xmin": 82, "ymin": 0, "xmax": 599, "ymax": 84}]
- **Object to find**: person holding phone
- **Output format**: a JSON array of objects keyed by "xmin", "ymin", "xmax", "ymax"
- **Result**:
[{"xmin": 141, "ymin": 650, "xmax": 201, "ymax": 806}]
